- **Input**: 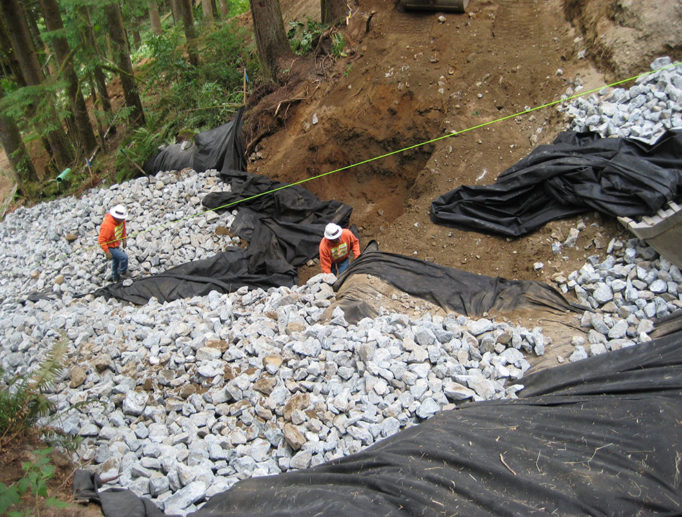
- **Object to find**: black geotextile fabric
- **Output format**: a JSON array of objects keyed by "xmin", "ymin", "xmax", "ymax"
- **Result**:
[
  {"xmin": 333, "ymin": 241, "xmax": 583, "ymax": 317},
  {"xmin": 201, "ymin": 167, "xmax": 353, "ymax": 265},
  {"xmin": 142, "ymin": 108, "xmax": 246, "ymax": 175},
  {"xmin": 92, "ymin": 248, "xmax": 296, "ymax": 305},
  {"xmin": 431, "ymin": 129, "xmax": 682, "ymax": 237},
  {"xmin": 74, "ymin": 331, "xmax": 682, "ymax": 516},
  {"xmin": 651, "ymin": 309, "xmax": 682, "ymax": 339},
  {"xmin": 94, "ymin": 168, "xmax": 352, "ymax": 304}
]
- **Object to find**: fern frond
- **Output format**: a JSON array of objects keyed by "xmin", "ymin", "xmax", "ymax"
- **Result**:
[{"xmin": 28, "ymin": 341, "xmax": 66, "ymax": 393}]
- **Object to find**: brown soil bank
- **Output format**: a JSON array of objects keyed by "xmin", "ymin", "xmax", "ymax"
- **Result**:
[
  {"xmin": 564, "ymin": 0, "xmax": 682, "ymax": 81},
  {"xmin": 247, "ymin": 0, "xmax": 681, "ymax": 287}
]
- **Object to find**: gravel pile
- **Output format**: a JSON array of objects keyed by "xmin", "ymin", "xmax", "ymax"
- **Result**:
[
  {"xmin": 0, "ymin": 57, "xmax": 680, "ymax": 514},
  {"xmin": 0, "ymin": 169, "xmax": 236, "ymax": 298},
  {"xmin": 559, "ymin": 56, "xmax": 682, "ymax": 142}
]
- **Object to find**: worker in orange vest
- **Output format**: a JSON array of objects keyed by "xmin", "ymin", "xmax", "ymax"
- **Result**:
[
  {"xmin": 98, "ymin": 204, "xmax": 128, "ymax": 282},
  {"xmin": 319, "ymin": 223, "xmax": 361, "ymax": 276}
]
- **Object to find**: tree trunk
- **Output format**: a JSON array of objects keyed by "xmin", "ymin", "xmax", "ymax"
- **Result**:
[
  {"xmin": 0, "ymin": 16, "xmax": 26, "ymax": 87},
  {"xmin": 94, "ymin": 67, "xmax": 111, "ymax": 113},
  {"xmin": 170, "ymin": 0, "xmax": 180, "ymax": 24},
  {"xmin": 105, "ymin": 3, "xmax": 146, "ymax": 126},
  {"xmin": 25, "ymin": 3, "xmax": 45, "ymax": 59},
  {"xmin": 180, "ymin": 0, "xmax": 199, "ymax": 66},
  {"xmin": 201, "ymin": 0, "xmax": 214, "ymax": 25},
  {"xmin": 0, "ymin": 84, "xmax": 37, "ymax": 187},
  {"xmin": 39, "ymin": 0, "xmax": 98, "ymax": 154},
  {"xmin": 0, "ymin": 0, "xmax": 73, "ymax": 170},
  {"xmin": 321, "ymin": 0, "xmax": 347, "ymax": 25},
  {"xmin": 131, "ymin": 29, "xmax": 141, "ymax": 49},
  {"xmin": 87, "ymin": 74, "xmax": 107, "ymax": 144},
  {"xmin": 149, "ymin": 0, "xmax": 162, "ymax": 34},
  {"xmin": 249, "ymin": 0, "xmax": 293, "ymax": 82},
  {"xmin": 218, "ymin": 0, "xmax": 229, "ymax": 18},
  {"xmin": 43, "ymin": 44, "xmax": 58, "ymax": 77},
  {"xmin": 76, "ymin": 6, "xmax": 112, "ymax": 114}
]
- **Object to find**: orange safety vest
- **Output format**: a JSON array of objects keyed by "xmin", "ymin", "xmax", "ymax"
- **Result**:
[
  {"xmin": 319, "ymin": 228, "xmax": 360, "ymax": 274},
  {"xmin": 98, "ymin": 213, "xmax": 127, "ymax": 253}
]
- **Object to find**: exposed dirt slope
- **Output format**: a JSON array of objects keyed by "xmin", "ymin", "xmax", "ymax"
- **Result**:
[
  {"xmin": 248, "ymin": 0, "xmax": 627, "ymax": 290},
  {"xmin": 565, "ymin": 0, "xmax": 682, "ymax": 82}
]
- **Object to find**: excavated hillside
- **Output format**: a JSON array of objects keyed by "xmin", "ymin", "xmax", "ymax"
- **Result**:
[{"xmin": 243, "ymin": 0, "xmax": 680, "ymax": 288}]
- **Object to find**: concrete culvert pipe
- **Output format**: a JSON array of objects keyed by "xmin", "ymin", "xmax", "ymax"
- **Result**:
[{"xmin": 401, "ymin": 0, "xmax": 469, "ymax": 13}]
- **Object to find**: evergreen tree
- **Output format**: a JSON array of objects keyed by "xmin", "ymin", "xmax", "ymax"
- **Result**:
[
  {"xmin": 180, "ymin": 0, "xmax": 199, "ymax": 66},
  {"xmin": 0, "ymin": 83, "xmax": 37, "ymax": 190},
  {"xmin": 148, "ymin": 0, "xmax": 162, "ymax": 35},
  {"xmin": 105, "ymin": 2, "xmax": 146, "ymax": 126},
  {"xmin": 39, "ymin": 0, "xmax": 98, "ymax": 154},
  {"xmin": 0, "ymin": 0, "xmax": 73, "ymax": 170}
]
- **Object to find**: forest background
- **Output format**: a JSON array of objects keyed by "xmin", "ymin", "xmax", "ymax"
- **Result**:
[{"xmin": 0, "ymin": 0, "xmax": 342, "ymax": 207}]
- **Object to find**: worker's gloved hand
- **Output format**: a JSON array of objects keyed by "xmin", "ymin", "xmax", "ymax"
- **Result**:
[
  {"xmin": 122, "ymin": 240, "xmax": 127, "ymax": 249},
  {"xmin": 105, "ymin": 251, "xmax": 112, "ymax": 260}
]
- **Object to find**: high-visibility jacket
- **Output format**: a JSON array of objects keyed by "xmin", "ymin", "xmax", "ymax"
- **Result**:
[
  {"xmin": 98, "ymin": 213, "xmax": 126, "ymax": 253},
  {"xmin": 319, "ymin": 228, "xmax": 360, "ymax": 274}
]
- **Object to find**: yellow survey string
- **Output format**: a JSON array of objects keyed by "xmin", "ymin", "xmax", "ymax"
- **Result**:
[{"xmin": 45, "ymin": 60, "xmax": 682, "ymax": 266}]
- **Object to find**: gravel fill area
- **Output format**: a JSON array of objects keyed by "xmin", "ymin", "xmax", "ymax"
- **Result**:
[{"xmin": 0, "ymin": 57, "xmax": 680, "ymax": 515}]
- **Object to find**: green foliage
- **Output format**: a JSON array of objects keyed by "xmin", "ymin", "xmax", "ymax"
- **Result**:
[
  {"xmin": 6, "ymin": 0, "xmax": 259, "ymax": 195},
  {"xmin": 115, "ymin": 21, "xmax": 256, "ymax": 180},
  {"xmin": 200, "ymin": 23, "xmax": 253, "ymax": 83},
  {"xmin": 331, "ymin": 32, "xmax": 347, "ymax": 58},
  {"xmin": 115, "ymin": 114, "xmax": 175, "ymax": 183},
  {"xmin": 0, "ymin": 448, "xmax": 70, "ymax": 517},
  {"xmin": 288, "ymin": 19, "xmax": 324, "ymax": 55},
  {"xmin": 0, "ymin": 81, "xmax": 70, "ymax": 136},
  {"xmin": 0, "ymin": 342, "xmax": 65, "ymax": 447},
  {"xmin": 131, "ymin": 42, "xmax": 154, "ymax": 63},
  {"xmin": 228, "ymin": 0, "xmax": 250, "ymax": 15},
  {"xmin": 145, "ymin": 28, "xmax": 193, "ymax": 88},
  {"xmin": 287, "ymin": 20, "xmax": 347, "ymax": 59}
]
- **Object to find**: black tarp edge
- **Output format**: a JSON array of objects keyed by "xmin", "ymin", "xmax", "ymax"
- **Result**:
[{"xmin": 332, "ymin": 240, "xmax": 585, "ymax": 318}]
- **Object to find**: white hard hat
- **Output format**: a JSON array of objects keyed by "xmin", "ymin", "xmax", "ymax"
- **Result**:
[
  {"xmin": 324, "ymin": 223, "xmax": 342, "ymax": 240},
  {"xmin": 110, "ymin": 204, "xmax": 127, "ymax": 219}
]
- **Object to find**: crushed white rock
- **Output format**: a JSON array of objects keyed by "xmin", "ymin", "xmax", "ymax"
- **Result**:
[{"xmin": 0, "ymin": 56, "xmax": 679, "ymax": 515}]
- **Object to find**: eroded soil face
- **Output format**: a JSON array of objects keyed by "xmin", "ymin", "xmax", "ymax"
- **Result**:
[{"xmin": 248, "ymin": 0, "xmax": 634, "ymax": 287}]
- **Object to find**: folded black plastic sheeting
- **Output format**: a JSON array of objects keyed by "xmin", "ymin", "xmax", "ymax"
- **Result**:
[
  {"xmin": 93, "ymin": 248, "xmax": 296, "ymax": 305},
  {"xmin": 431, "ymin": 129, "xmax": 682, "ymax": 237},
  {"xmin": 202, "ymin": 168, "xmax": 353, "ymax": 225},
  {"xmin": 201, "ymin": 166, "xmax": 353, "ymax": 269},
  {"xmin": 74, "ymin": 330, "xmax": 682, "ymax": 516},
  {"xmin": 142, "ymin": 108, "xmax": 246, "ymax": 175},
  {"xmin": 73, "ymin": 470, "xmax": 166, "ymax": 517},
  {"xmin": 651, "ymin": 309, "xmax": 682, "ymax": 339},
  {"xmin": 333, "ymin": 241, "xmax": 583, "ymax": 317},
  {"xmin": 201, "ymin": 167, "xmax": 352, "ymax": 263}
]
